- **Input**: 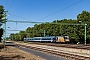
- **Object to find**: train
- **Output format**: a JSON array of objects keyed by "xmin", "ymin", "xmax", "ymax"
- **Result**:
[{"xmin": 24, "ymin": 36, "xmax": 70, "ymax": 43}]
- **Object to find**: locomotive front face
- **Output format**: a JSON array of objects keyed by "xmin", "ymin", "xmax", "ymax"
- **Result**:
[{"xmin": 64, "ymin": 36, "xmax": 70, "ymax": 42}]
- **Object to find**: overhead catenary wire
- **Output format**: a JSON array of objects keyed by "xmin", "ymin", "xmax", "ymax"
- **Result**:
[
  {"xmin": 6, "ymin": 0, "xmax": 34, "ymax": 22},
  {"xmin": 7, "ymin": 13, "xmax": 34, "ymax": 22},
  {"xmin": 5, "ymin": 0, "xmax": 8, "ymax": 8},
  {"xmin": 36, "ymin": 0, "xmax": 84, "ymax": 21},
  {"xmin": 7, "ymin": 0, "xmax": 14, "ymax": 11},
  {"xmin": 5, "ymin": 0, "xmax": 84, "ymax": 22}
]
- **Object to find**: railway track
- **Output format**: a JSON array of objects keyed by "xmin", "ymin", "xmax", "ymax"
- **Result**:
[
  {"xmin": 17, "ymin": 44, "xmax": 90, "ymax": 60},
  {"xmin": 6, "ymin": 41, "xmax": 90, "ymax": 60},
  {"xmin": 27, "ymin": 42, "xmax": 90, "ymax": 50}
]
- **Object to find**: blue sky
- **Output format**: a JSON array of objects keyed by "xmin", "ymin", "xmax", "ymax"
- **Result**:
[{"xmin": 0, "ymin": 0, "xmax": 90, "ymax": 37}]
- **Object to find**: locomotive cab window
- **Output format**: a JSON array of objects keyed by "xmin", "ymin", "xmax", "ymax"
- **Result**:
[{"xmin": 64, "ymin": 36, "xmax": 69, "ymax": 39}]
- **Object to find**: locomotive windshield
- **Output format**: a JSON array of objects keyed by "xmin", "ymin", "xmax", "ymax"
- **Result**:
[{"xmin": 64, "ymin": 36, "xmax": 69, "ymax": 39}]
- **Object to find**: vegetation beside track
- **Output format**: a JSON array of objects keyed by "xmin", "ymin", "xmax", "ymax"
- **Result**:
[
  {"xmin": 0, "ymin": 43, "xmax": 4, "ymax": 49},
  {"xmin": 0, "ymin": 46, "xmax": 44, "ymax": 60}
]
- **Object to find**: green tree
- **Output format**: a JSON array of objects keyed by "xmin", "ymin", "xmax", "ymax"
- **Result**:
[
  {"xmin": 77, "ymin": 10, "xmax": 90, "ymax": 22},
  {"xmin": 19, "ymin": 31, "xmax": 26, "ymax": 41},
  {"xmin": 0, "ymin": 5, "xmax": 4, "ymax": 24},
  {"xmin": 0, "ymin": 5, "xmax": 4, "ymax": 42},
  {"xmin": 10, "ymin": 34, "xmax": 14, "ymax": 40},
  {"xmin": 77, "ymin": 10, "xmax": 90, "ymax": 43},
  {"xmin": 26, "ymin": 27, "xmax": 33, "ymax": 37}
]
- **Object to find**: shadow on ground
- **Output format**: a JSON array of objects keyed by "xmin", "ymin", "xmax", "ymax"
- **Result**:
[
  {"xmin": 0, "ymin": 56, "xmax": 4, "ymax": 60},
  {"xmin": 0, "ymin": 55, "xmax": 25, "ymax": 60}
]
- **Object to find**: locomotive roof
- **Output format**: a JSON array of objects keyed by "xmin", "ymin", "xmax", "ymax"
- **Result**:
[{"xmin": 24, "ymin": 36, "xmax": 69, "ymax": 39}]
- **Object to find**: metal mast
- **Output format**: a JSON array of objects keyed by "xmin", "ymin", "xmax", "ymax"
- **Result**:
[{"xmin": 2, "ymin": 10, "xmax": 7, "ymax": 46}]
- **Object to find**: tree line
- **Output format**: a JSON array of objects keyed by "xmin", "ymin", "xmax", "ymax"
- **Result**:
[{"xmin": 9, "ymin": 11, "xmax": 90, "ymax": 44}]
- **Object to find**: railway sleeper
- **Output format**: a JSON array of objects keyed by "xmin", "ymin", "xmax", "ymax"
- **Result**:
[
  {"xmin": 56, "ymin": 52, "xmax": 62, "ymax": 56},
  {"xmin": 65, "ymin": 55, "xmax": 71, "ymax": 59},
  {"xmin": 26, "ymin": 46, "xmax": 30, "ymax": 48},
  {"xmin": 50, "ymin": 50, "xmax": 57, "ymax": 52},
  {"xmin": 33, "ymin": 48, "xmax": 40, "ymax": 50},
  {"xmin": 56, "ymin": 52, "xmax": 66, "ymax": 56},
  {"xmin": 37, "ymin": 48, "xmax": 43, "ymax": 51},
  {"xmin": 29, "ymin": 46, "xmax": 33, "ymax": 48},
  {"xmin": 47, "ymin": 51, "xmax": 54, "ymax": 54},
  {"xmin": 59, "ymin": 53, "xmax": 67, "ymax": 57},
  {"xmin": 38, "ymin": 49, "xmax": 56, "ymax": 54},
  {"xmin": 42, "ymin": 48, "xmax": 47, "ymax": 50},
  {"xmin": 34, "ymin": 48, "xmax": 46, "ymax": 52},
  {"xmin": 22, "ymin": 45, "xmax": 30, "ymax": 48},
  {"xmin": 35, "ymin": 48, "xmax": 41, "ymax": 50},
  {"xmin": 40, "ymin": 49, "xmax": 47, "ymax": 52},
  {"xmin": 51, "ymin": 50, "xmax": 63, "ymax": 54},
  {"xmin": 64, "ymin": 53, "xmax": 79, "ymax": 60},
  {"xmin": 36, "ymin": 48, "xmax": 42, "ymax": 50},
  {"xmin": 45, "ymin": 49, "xmax": 51, "ymax": 51},
  {"xmin": 72, "ymin": 56, "xmax": 83, "ymax": 60},
  {"xmin": 84, "ymin": 57, "xmax": 90, "ymax": 60},
  {"xmin": 42, "ymin": 49, "xmax": 48, "ymax": 52},
  {"xmin": 47, "ymin": 50, "xmax": 52, "ymax": 53},
  {"xmin": 87, "ymin": 48, "xmax": 90, "ymax": 50},
  {"xmin": 78, "ymin": 56, "xmax": 86, "ymax": 59},
  {"xmin": 34, "ymin": 48, "xmax": 48, "ymax": 52},
  {"xmin": 51, "ymin": 51, "xmax": 57, "ymax": 54},
  {"xmin": 58, "ymin": 52, "xmax": 65, "ymax": 54},
  {"xmin": 78, "ymin": 56, "xmax": 90, "ymax": 60},
  {"xmin": 70, "ymin": 55, "xmax": 78, "ymax": 60},
  {"xmin": 30, "ymin": 47, "xmax": 35, "ymax": 49},
  {"xmin": 78, "ymin": 58, "xmax": 85, "ymax": 60},
  {"xmin": 70, "ymin": 56, "xmax": 84, "ymax": 60}
]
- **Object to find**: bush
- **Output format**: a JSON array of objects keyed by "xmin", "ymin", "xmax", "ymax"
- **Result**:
[{"xmin": 0, "ymin": 44, "xmax": 4, "ymax": 49}]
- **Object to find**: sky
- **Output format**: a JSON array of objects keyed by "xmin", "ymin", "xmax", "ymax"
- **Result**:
[{"xmin": 0, "ymin": 0, "xmax": 90, "ymax": 37}]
